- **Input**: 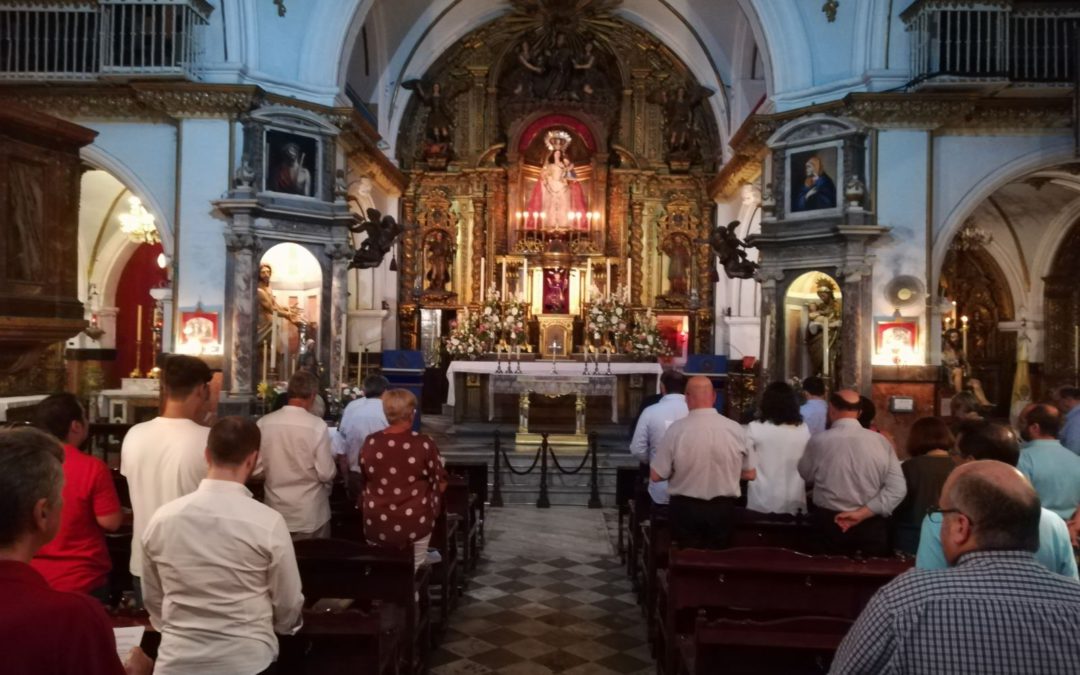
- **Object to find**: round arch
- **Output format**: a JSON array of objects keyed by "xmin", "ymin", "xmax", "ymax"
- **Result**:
[{"xmin": 81, "ymin": 145, "xmax": 174, "ymax": 258}]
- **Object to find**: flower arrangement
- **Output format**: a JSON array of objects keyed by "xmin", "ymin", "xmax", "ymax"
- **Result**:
[
  {"xmin": 476, "ymin": 287, "xmax": 503, "ymax": 348},
  {"xmin": 445, "ymin": 311, "xmax": 484, "ymax": 358},
  {"xmin": 257, "ymin": 380, "xmax": 286, "ymax": 410},
  {"xmin": 585, "ymin": 286, "xmax": 629, "ymax": 347},
  {"xmin": 502, "ymin": 294, "xmax": 529, "ymax": 347},
  {"xmin": 625, "ymin": 309, "xmax": 673, "ymax": 358}
]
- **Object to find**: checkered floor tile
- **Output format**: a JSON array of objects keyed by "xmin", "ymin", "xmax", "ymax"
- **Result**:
[{"xmin": 432, "ymin": 507, "xmax": 652, "ymax": 675}]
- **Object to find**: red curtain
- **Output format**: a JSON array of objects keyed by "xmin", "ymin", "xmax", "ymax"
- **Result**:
[{"xmin": 113, "ymin": 243, "xmax": 166, "ymax": 383}]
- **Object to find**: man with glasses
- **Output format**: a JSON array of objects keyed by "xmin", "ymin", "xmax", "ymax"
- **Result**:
[
  {"xmin": 915, "ymin": 420, "xmax": 1076, "ymax": 579},
  {"xmin": 121, "ymin": 355, "xmax": 214, "ymax": 605},
  {"xmin": 833, "ymin": 459, "xmax": 1080, "ymax": 674}
]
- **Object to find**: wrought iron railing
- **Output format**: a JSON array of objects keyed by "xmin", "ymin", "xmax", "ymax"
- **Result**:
[
  {"xmin": 0, "ymin": 0, "xmax": 212, "ymax": 82},
  {"xmin": 903, "ymin": 1, "xmax": 1079, "ymax": 86},
  {"xmin": 490, "ymin": 430, "xmax": 602, "ymax": 509}
]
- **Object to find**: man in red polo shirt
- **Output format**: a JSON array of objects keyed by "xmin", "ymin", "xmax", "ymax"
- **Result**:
[
  {"xmin": 31, "ymin": 393, "xmax": 122, "ymax": 600},
  {"xmin": 0, "ymin": 426, "xmax": 150, "ymax": 674}
]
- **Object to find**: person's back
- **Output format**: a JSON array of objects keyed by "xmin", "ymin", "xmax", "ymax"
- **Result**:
[
  {"xmin": 799, "ymin": 376, "xmax": 827, "ymax": 435},
  {"xmin": 799, "ymin": 419, "xmax": 901, "ymax": 512},
  {"xmin": 746, "ymin": 382, "xmax": 810, "ymax": 515},
  {"xmin": 333, "ymin": 375, "xmax": 390, "ymax": 497},
  {"xmin": 1017, "ymin": 404, "xmax": 1080, "ymax": 520},
  {"xmin": 891, "ymin": 417, "xmax": 955, "ymax": 555},
  {"xmin": 256, "ymin": 371, "xmax": 335, "ymax": 538},
  {"xmin": 629, "ymin": 370, "xmax": 688, "ymax": 506},
  {"xmin": 120, "ymin": 355, "xmax": 212, "ymax": 586},
  {"xmin": 142, "ymin": 417, "xmax": 303, "ymax": 675}
]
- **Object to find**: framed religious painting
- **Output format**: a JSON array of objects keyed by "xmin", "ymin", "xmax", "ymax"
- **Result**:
[
  {"xmin": 875, "ymin": 317, "xmax": 919, "ymax": 363},
  {"xmin": 655, "ymin": 313, "xmax": 690, "ymax": 365},
  {"xmin": 263, "ymin": 129, "xmax": 319, "ymax": 198},
  {"xmin": 785, "ymin": 140, "xmax": 843, "ymax": 220},
  {"xmin": 179, "ymin": 305, "xmax": 223, "ymax": 356}
]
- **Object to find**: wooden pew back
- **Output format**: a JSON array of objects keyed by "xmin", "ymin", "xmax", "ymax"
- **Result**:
[{"xmin": 688, "ymin": 614, "xmax": 852, "ymax": 675}]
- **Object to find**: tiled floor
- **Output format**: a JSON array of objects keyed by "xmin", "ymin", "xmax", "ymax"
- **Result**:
[{"xmin": 431, "ymin": 506, "xmax": 652, "ymax": 675}]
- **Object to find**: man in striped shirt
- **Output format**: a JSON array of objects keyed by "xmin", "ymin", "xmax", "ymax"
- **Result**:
[{"xmin": 832, "ymin": 460, "xmax": 1080, "ymax": 674}]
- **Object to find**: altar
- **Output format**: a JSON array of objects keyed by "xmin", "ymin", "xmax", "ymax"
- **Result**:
[{"xmin": 446, "ymin": 360, "xmax": 662, "ymax": 430}]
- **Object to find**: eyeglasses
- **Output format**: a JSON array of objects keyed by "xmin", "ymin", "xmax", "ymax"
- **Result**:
[{"xmin": 927, "ymin": 505, "xmax": 973, "ymax": 525}]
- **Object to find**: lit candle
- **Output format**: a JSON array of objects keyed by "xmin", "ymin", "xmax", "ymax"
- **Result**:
[
  {"xmin": 961, "ymin": 315, "xmax": 969, "ymax": 354},
  {"xmin": 822, "ymin": 319, "xmax": 830, "ymax": 378},
  {"xmin": 605, "ymin": 259, "xmax": 611, "ymax": 296},
  {"xmin": 480, "ymin": 258, "xmax": 486, "ymax": 302},
  {"xmin": 136, "ymin": 304, "xmax": 143, "ymax": 341},
  {"xmin": 501, "ymin": 260, "xmax": 507, "ymax": 299}
]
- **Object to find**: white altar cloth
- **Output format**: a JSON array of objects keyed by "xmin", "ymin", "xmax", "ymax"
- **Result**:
[{"xmin": 445, "ymin": 360, "xmax": 662, "ymax": 407}]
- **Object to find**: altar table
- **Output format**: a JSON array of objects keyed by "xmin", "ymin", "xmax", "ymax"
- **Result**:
[
  {"xmin": 491, "ymin": 374, "xmax": 617, "ymax": 432},
  {"xmin": 445, "ymin": 360, "xmax": 662, "ymax": 408}
]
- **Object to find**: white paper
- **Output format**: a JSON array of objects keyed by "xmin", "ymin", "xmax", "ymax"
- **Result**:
[{"xmin": 114, "ymin": 626, "xmax": 145, "ymax": 662}]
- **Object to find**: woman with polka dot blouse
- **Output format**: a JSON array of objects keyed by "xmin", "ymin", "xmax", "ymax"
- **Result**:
[{"xmin": 360, "ymin": 388, "xmax": 448, "ymax": 567}]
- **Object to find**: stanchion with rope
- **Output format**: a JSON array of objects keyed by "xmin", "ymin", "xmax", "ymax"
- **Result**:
[
  {"xmin": 587, "ymin": 432, "xmax": 601, "ymax": 508},
  {"xmin": 491, "ymin": 430, "xmax": 503, "ymax": 507},
  {"xmin": 537, "ymin": 433, "xmax": 551, "ymax": 508}
]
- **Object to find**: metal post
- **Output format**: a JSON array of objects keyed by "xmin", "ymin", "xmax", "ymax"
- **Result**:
[
  {"xmin": 491, "ymin": 431, "xmax": 503, "ymax": 507},
  {"xmin": 537, "ymin": 433, "xmax": 551, "ymax": 508},
  {"xmin": 587, "ymin": 432, "xmax": 602, "ymax": 508}
]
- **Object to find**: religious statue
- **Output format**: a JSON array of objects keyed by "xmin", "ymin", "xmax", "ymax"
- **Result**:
[
  {"xmin": 942, "ymin": 328, "xmax": 993, "ymax": 405},
  {"xmin": 268, "ymin": 142, "xmax": 312, "ymax": 196},
  {"xmin": 708, "ymin": 220, "xmax": 758, "ymax": 280},
  {"xmin": 794, "ymin": 155, "xmax": 837, "ymax": 211},
  {"xmin": 572, "ymin": 41, "xmax": 604, "ymax": 97},
  {"xmin": 806, "ymin": 277, "xmax": 841, "ymax": 378},
  {"xmin": 348, "ymin": 207, "xmax": 406, "ymax": 270},
  {"xmin": 505, "ymin": 41, "xmax": 545, "ymax": 97},
  {"xmin": 648, "ymin": 84, "xmax": 714, "ymax": 158},
  {"xmin": 257, "ymin": 263, "xmax": 306, "ymax": 346},
  {"xmin": 402, "ymin": 78, "xmax": 468, "ymax": 165},
  {"xmin": 543, "ymin": 267, "xmax": 570, "ymax": 313},
  {"xmin": 541, "ymin": 33, "xmax": 575, "ymax": 99},
  {"xmin": 424, "ymin": 231, "xmax": 454, "ymax": 291},
  {"xmin": 662, "ymin": 237, "xmax": 691, "ymax": 296},
  {"xmin": 524, "ymin": 130, "xmax": 588, "ymax": 229}
]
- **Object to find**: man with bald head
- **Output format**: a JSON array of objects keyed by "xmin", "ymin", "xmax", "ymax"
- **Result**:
[
  {"xmin": 651, "ymin": 376, "xmax": 755, "ymax": 549},
  {"xmin": 832, "ymin": 460, "xmax": 1080, "ymax": 674},
  {"xmin": 797, "ymin": 389, "xmax": 905, "ymax": 556}
]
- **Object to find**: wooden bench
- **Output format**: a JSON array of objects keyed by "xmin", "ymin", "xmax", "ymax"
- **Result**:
[
  {"xmin": 279, "ymin": 606, "xmax": 403, "ymax": 675},
  {"xmin": 615, "ymin": 465, "xmax": 642, "ymax": 564},
  {"xmin": 728, "ymin": 508, "xmax": 814, "ymax": 552},
  {"xmin": 678, "ymin": 614, "xmax": 852, "ymax": 675},
  {"xmin": 446, "ymin": 461, "xmax": 487, "ymax": 553},
  {"xmin": 656, "ymin": 547, "xmax": 911, "ymax": 675},
  {"xmin": 443, "ymin": 474, "xmax": 479, "ymax": 574},
  {"xmin": 429, "ymin": 509, "xmax": 460, "ymax": 642},
  {"xmin": 293, "ymin": 538, "xmax": 431, "ymax": 675}
]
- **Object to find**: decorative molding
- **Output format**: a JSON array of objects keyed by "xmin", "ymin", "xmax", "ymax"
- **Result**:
[{"xmin": 710, "ymin": 93, "xmax": 1073, "ymax": 199}]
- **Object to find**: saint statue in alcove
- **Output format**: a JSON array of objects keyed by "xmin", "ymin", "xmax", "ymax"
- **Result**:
[
  {"xmin": 806, "ymin": 276, "xmax": 841, "ymax": 378},
  {"xmin": 524, "ymin": 131, "xmax": 588, "ymax": 229}
]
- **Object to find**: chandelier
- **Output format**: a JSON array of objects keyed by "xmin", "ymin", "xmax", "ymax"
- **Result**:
[
  {"xmin": 118, "ymin": 196, "xmax": 160, "ymax": 245},
  {"xmin": 950, "ymin": 221, "xmax": 992, "ymax": 252}
]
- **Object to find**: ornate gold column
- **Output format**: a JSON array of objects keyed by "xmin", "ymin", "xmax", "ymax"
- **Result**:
[
  {"xmin": 628, "ymin": 197, "xmax": 644, "ymax": 305},
  {"xmin": 472, "ymin": 191, "xmax": 487, "ymax": 302}
]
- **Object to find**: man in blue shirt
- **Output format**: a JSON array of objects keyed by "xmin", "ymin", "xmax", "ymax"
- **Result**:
[
  {"xmin": 1056, "ymin": 386, "xmax": 1080, "ymax": 455},
  {"xmin": 333, "ymin": 375, "xmax": 390, "ymax": 498},
  {"xmin": 915, "ymin": 419, "xmax": 1077, "ymax": 579},
  {"xmin": 799, "ymin": 376, "xmax": 827, "ymax": 435},
  {"xmin": 629, "ymin": 370, "xmax": 688, "ymax": 506},
  {"xmin": 1017, "ymin": 403, "xmax": 1080, "ymax": 521}
]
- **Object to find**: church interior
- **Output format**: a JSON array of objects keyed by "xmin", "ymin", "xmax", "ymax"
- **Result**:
[{"xmin": 2, "ymin": 0, "xmax": 1080, "ymax": 673}]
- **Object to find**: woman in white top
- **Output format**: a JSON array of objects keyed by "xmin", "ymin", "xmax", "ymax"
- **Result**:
[{"xmin": 745, "ymin": 382, "xmax": 812, "ymax": 515}]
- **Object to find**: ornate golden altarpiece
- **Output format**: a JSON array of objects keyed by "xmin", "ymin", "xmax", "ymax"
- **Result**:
[{"xmin": 394, "ymin": 1, "xmax": 720, "ymax": 357}]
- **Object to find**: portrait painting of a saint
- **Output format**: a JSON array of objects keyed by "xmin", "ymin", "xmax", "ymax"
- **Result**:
[
  {"xmin": 789, "ymin": 146, "xmax": 838, "ymax": 213},
  {"xmin": 265, "ymin": 130, "xmax": 318, "ymax": 197}
]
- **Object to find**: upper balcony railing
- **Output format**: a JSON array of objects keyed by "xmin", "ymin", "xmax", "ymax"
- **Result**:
[
  {"xmin": 0, "ymin": 0, "xmax": 213, "ymax": 82},
  {"xmin": 903, "ymin": 1, "xmax": 1079, "ymax": 88}
]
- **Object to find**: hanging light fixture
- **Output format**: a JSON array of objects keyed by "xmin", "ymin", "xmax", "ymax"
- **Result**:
[{"xmin": 118, "ymin": 196, "xmax": 160, "ymax": 245}]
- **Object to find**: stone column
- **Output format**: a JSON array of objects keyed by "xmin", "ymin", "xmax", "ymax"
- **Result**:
[
  {"xmin": 326, "ymin": 242, "xmax": 352, "ymax": 393},
  {"xmin": 839, "ymin": 261, "xmax": 874, "ymax": 394},
  {"xmin": 757, "ymin": 268, "xmax": 785, "ymax": 387},
  {"xmin": 223, "ymin": 226, "xmax": 260, "ymax": 404}
]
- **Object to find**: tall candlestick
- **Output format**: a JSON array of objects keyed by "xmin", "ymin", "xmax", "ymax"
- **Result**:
[
  {"xmin": 586, "ymin": 263, "xmax": 592, "ymax": 298},
  {"xmin": 961, "ymin": 315, "xmax": 969, "ymax": 355},
  {"xmin": 605, "ymin": 259, "xmax": 611, "ymax": 296},
  {"xmin": 270, "ymin": 317, "xmax": 278, "ymax": 369},
  {"xmin": 522, "ymin": 260, "xmax": 528, "ymax": 296},
  {"xmin": 480, "ymin": 258, "xmax": 486, "ymax": 302},
  {"xmin": 822, "ymin": 319, "xmax": 830, "ymax": 378},
  {"xmin": 136, "ymin": 304, "xmax": 143, "ymax": 341},
  {"xmin": 262, "ymin": 341, "xmax": 268, "ymax": 382},
  {"xmin": 501, "ymin": 260, "xmax": 507, "ymax": 299}
]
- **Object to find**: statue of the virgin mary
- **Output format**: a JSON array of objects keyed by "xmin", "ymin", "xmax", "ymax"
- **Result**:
[{"xmin": 524, "ymin": 130, "xmax": 588, "ymax": 230}]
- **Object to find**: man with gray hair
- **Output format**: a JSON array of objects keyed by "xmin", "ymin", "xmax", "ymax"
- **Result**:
[
  {"xmin": 256, "ymin": 370, "xmax": 336, "ymax": 540},
  {"xmin": 334, "ymin": 374, "xmax": 390, "ymax": 498},
  {"xmin": 832, "ymin": 460, "xmax": 1080, "ymax": 674},
  {"xmin": 0, "ymin": 427, "xmax": 151, "ymax": 674}
]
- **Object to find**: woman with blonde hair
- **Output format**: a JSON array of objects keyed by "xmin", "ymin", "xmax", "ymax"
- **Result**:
[{"xmin": 359, "ymin": 389, "xmax": 447, "ymax": 567}]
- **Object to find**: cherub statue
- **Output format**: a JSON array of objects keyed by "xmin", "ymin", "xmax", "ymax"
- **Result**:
[
  {"xmin": 348, "ymin": 207, "xmax": 407, "ymax": 270},
  {"xmin": 708, "ymin": 220, "xmax": 758, "ymax": 279}
]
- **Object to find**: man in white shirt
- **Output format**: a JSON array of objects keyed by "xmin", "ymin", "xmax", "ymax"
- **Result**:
[
  {"xmin": 142, "ymin": 416, "xmax": 304, "ymax": 675},
  {"xmin": 256, "ymin": 370, "xmax": 336, "ymax": 540},
  {"xmin": 333, "ymin": 374, "xmax": 390, "ymax": 499},
  {"xmin": 799, "ymin": 376, "xmax": 828, "ymax": 435},
  {"xmin": 629, "ymin": 370, "xmax": 688, "ymax": 507},
  {"xmin": 120, "ymin": 355, "xmax": 213, "ymax": 605}
]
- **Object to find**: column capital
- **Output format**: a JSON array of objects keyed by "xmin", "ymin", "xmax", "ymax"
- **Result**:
[{"xmin": 224, "ymin": 231, "xmax": 260, "ymax": 253}]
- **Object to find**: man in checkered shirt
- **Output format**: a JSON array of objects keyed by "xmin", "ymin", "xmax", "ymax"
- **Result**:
[{"xmin": 831, "ymin": 459, "xmax": 1080, "ymax": 674}]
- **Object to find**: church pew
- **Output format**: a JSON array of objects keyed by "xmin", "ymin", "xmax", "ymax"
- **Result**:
[
  {"xmin": 615, "ymin": 465, "xmax": 642, "ymax": 564},
  {"xmin": 428, "ymin": 509, "xmax": 460, "ymax": 643},
  {"xmin": 678, "ymin": 613, "xmax": 852, "ymax": 675},
  {"xmin": 655, "ymin": 547, "xmax": 910, "ymax": 675},
  {"xmin": 293, "ymin": 538, "xmax": 431, "ymax": 675},
  {"xmin": 638, "ymin": 511, "xmax": 670, "ymax": 651},
  {"xmin": 443, "ymin": 474, "xmax": 479, "ymax": 574},
  {"xmin": 445, "ymin": 461, "xmax": 487, "ymax": 551},
  {"xmin": 105, "ymin": 527, "xmax": 134, "ymax": 606},
  {"xmin": 278, "ymin": 605, "xmax": 403, "ymax": 675},
  {"xmin": 727, "ymin": 509, "xmax": 814, "ymax": 552}
]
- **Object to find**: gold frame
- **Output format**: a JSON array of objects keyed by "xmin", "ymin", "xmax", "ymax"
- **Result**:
[{"xmin": 537, "ymin": 314, "xmax": 575, "ymax": 357}]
